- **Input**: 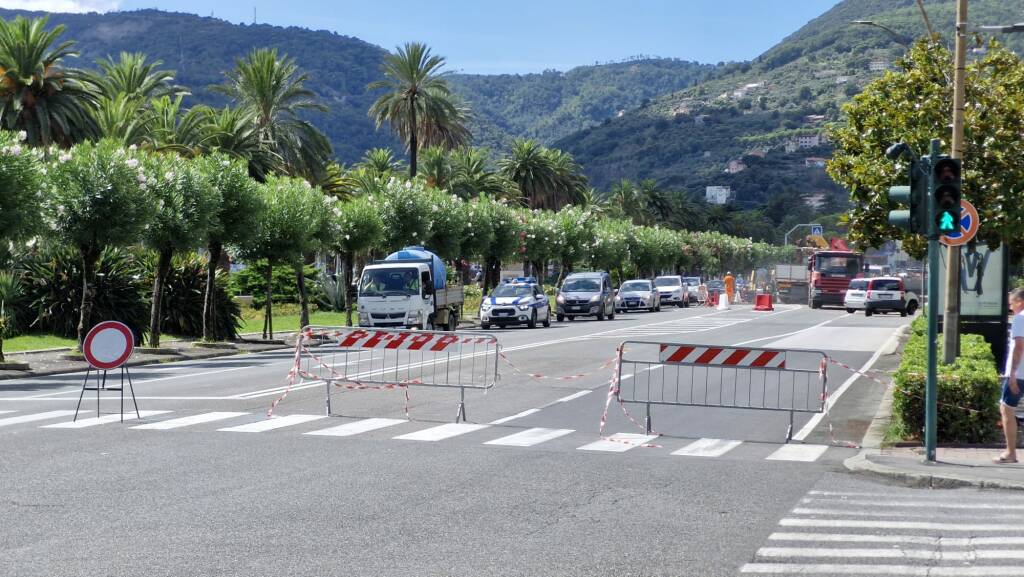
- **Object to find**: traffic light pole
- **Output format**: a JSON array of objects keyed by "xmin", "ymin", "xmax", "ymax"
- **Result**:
[{"xmin": 925, "ymin": 138, "xmax": 941, "ymax": 462}]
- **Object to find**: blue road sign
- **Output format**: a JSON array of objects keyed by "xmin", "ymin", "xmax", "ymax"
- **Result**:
[{"xmin": 810, "ymin": 225, "xmax": 823, "ymax": 236}]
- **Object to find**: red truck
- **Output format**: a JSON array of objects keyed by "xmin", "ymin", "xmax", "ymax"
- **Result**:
[{"xmin": 808, "ymin": 250, "xmax": 865, "ymax": 309}]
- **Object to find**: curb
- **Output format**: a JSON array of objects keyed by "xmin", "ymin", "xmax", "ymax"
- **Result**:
[{"xmin": 844, "ymin": 450, "xmax": 1024, "ymax": 491}]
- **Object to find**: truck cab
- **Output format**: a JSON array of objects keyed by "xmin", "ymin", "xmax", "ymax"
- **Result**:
[
  {"xmin": 809, "ymin": 251, "xmax": 864, "ymax": 309},
  {"xmin": 356, "ymin": 247, "xmax": 463, "ymax": 331}
]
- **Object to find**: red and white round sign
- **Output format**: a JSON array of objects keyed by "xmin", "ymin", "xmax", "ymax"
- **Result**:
[{"xmin": 82, "ymin": 321, "xmax": 135, "ymax": 370}]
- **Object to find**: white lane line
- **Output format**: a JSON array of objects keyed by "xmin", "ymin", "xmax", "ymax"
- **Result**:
[
  {"xmin": 304, "ymin": 417, "xmax": 406, "ymax": 437},
  {"xmin": 134, "ymin": 365, "xmax": 265, "ymax": 384},
  {"xmin": 766, "ymin": 444, "xmax": 830, "ymax": 462},
  {"xmin": 733, "ymin": 316, "xmax": 844, "ymax": 346},
  {"xmin": 0, "ymin": 410, "xmax": 13, "ymax": 414},
  {"xmin": 800, "ymin": 497, "xmax": 1024, "ymax": 510},
  {"xmin": 42, "ymin": 410, "xmax": 171, "ymax": 428},
  {"xmin": 25, "ymin": 389, "xmax": 83, "ymax": 398},
  {"xmin": 484, "ymin": 427, "xmax": 574, "ymax": 447},
  {"xmin": 0, "ymin": 395, "xmax": 239, "ymax": 401},
  {"xmin": 789, "ymin": 507, "xmax": 1024, "ymax": 521},
  {"xmin": 671, "ymin": 438, "xmax": 742, "ymax": 457},
  {"xmin": 0, "ymin": 410, "xmax": 77, "ymax": 427},
  {"xmin": 791, "ymin": 324, "xmax": 902, "ymax": 441},
  {"xmin": 758, "ymin": 547, "xmax": 1024, "ymax": 561},
  {"xmin": 131, "ymin": 412, "xmax": 249, "ymax": 430},
  {"xmin": 768, "ymin": 533, "xmax": 1024, "ymax": 546},
  {"xmin": 577, "ymin": 433, "xmax": 658, "ymax": 452},
  {"xmin": 393, "ymin": 423, "xmax": 490, "ymax": 441},
  {"xmin": 741, "ymin": 563, "xmax": 1024, "ymax": 575},
  {"xmin": 807, "ymin": 489, "xmax": 1024, "ymax": 503},
  {"xmin": 778, "ymin": 518, "xmax": 1024, "ymax": 531},
  {"xmin": 488, "ymin": 409, "xmax": 540, "ymax": 425},
  {"xmin": 554, "ymin": 391, "xmax": 591, "ymax": 403},
  {"xmin": 217, "ymin": 414, "xmax": 326, "ymax": 433}
]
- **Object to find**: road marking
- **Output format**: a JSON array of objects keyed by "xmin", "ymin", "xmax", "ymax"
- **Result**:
[
  {"xmin": 791, "ymin": 324, "xmax": 903, "ymax": 441},
  {"xmin": 808, "ymin": 489, "xmax": 1024, "ymax": 502},
  {"xmin": 768, "ymin": 533, "xmax": 1024, "ymax": 546},
  {"xmin": 0, "ymin": 410, "xmax": 77, "ymax": 428},
  {"xmin": 134, "ymin": 365, "xmax": 265, "ymax": 384},
  {"xmin": 0, "ymin": 410, "xmax": 13, "ymax": 414},
  {"xmin": 577, "ymin": 433, "xmax": 657, "ymax": 452},
  {"xmin": 217, "ymin": 414, "xmax": 326, "ymax": 433},
  {"xmin": 671, "ymin": 438, "xmax": 742, "ymax": 457},
  {"xmin": 733, "ymin": 316, "xmax": 842, "ymax": 346},
  {"xmin": 304, "ymin": 417, "xmax": 406, "ymax": 437},
  {"xmin": 778, "ymin": 518, "xmax": 1024, "ymax": 531},
  {"xmin": 758, "ymin": 547, "xmax": 1024, "ymax": 561},
  {"xmin": 488, "ymin": 409, "xmax": 540, "ymax": 425},
  {"xmin": 766, "ymin": 444, "xmax": 829, "ymax": 462},
  {"xmin": 741, "ymin": 563, "xmax": 1024, "ymax": 575},
  {"xmin": 789, "ymin": 507, "xmax": 1022, "ymax": 521},
  {"xmin": 484, "ymin": 427, "xmax": 574, "ymax": 447},
  {"xmin": 130, "ymin": 412, "xmax": 249, "ymax": 430},
  {"xmin": 42, "ymin": 410, "xmax": 171, "ymax": 428},
  {"xmin": 553, "ymin": 391, "xmax": 591, "ymax": 403},
  {"xmin": 801, "ymin": 497, "xmax": 1024, "ymax": 510},
  {"xmin": 393, "ymin": 423, "xmax": 490, "ymax": 441}
]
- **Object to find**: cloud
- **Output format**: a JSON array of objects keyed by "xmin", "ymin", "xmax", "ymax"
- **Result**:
[{"xmin": 0, "ymin": 0, "xmax": 121, "ymax": 13}]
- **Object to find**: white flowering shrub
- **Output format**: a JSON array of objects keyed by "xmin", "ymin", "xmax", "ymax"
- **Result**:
[
  {"xmin": 0, "ymin": 130, "xmax": 44, "ymax": 253},
  {"xmin": 374, "ymin": 177, "xmax": 432, "ymax": 251}
]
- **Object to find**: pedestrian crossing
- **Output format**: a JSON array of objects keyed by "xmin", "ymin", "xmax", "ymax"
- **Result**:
[
  {"xmin": 0, "ymin": 408, "xmax": 851, "ymax": 464},
  {"xmin": 586, "ymin": 313, "xmax": 769, "ymax": 339},
  {"xmin": 741, "ymin": 488, "xmax": 1024, "ymax": 575}
]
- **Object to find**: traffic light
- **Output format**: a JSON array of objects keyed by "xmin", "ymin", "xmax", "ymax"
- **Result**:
[
  {"xmin": 932, "ymin": 157, "xmax": 961, "ymax": 236},
  {"xmin": 887, "ymin": 160, "xmax": 925, "ymax": 233}
]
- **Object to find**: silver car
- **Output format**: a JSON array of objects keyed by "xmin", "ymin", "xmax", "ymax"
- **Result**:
[
  {"xmin": 654, "ymin": 275, "xmax": 689, "ymax": 308},
  {"xmin": 615, "ymin": 279, "xmax": 662, "ymax": 312}
]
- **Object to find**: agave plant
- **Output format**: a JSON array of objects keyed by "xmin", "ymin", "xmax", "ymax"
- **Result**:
[{"xmin": 314, "ymin": 270, "xmax": 345, "ymax": 313}]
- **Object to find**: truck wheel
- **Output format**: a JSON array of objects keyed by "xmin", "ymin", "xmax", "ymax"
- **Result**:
[
  {"xmin": 528, "ymin": 311, "xmax": 537, "ymax": 329},
  {"xmin": 557, "ymin": 314, "xmax": 565, "ymax": 322}
]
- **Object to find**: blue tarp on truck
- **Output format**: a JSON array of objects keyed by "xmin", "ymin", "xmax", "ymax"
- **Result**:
[{"xmin": 385, "ymin": 246, "xmax": 447, "ymax": 290}]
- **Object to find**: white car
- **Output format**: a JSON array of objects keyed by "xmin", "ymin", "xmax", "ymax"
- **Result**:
[
  {"xmin": 654, "ymin": 275, "xmax": 689, "ymax": 308},
  {"xmin": 844, "ymin": 277, "xmax": 919, "ymax": 317},
  {"xmin": 480, "ymin": 278, "xmax": 551, "ymax": 329},
  {"xmin": 615, "ymin": 279, "xmax": 662, "ymax": 313}
]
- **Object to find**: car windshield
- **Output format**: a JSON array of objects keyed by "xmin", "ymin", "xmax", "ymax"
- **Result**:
[
  {"xmin": 654, "ymin": 277, "xmax": 680, "ymax": 287},
  {"xmin": 491, "ymin": 285, "xmax": 533, "ymax": 298},
  {"xmin": 848, "ymin": 280, "xmax": 868, "ymax": 290},
  {"xmin": 707, "ymin": 280, "xmax": 724, "ymax": 289},
  {"xmin": 562, "ymin": 278, "xmax": 600, "ymax": 292},
  {"xmin": 683, "ymin": 278, "xmax": 701, "ymax": 287},
  {"xmin": 872, "ymin": 279, "xmax": 901, "ymax": 291},
  {"xmin": 815, "ymin": 254, "xmax": 863, "ymax": 276},
  {"xmin": 358, "ymin": 268, "xmax": 420, "ymax": 296},
  {"xmin": 620, "ymin": 281, "xmax": 651, "ymax": 292}
]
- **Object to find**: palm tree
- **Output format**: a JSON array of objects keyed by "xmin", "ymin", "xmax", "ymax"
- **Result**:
[
  {"xmin": 639, "ymin": 179, "xmax": 672, "ymax": 223},
  {"xmin": 0, "ymin": 16, "xmax": 99, "ymax": 146},
  {"xmin": 449, "ymin": 146, "xmax": 516, "ymax": 200},
  {"xmin": 357, "ymin": 147, "xmax": 404, "ymax": 178},
  {"xmin": 93, "ymin": 93, "xmax": 153, "ymax": 146},
  {"xmin": 499, "ymin": 139, "xmax": 557, "ymax": 210},
  {"xmin": 368, "ymin": 42, "xmax": 469, "ymax": 177},
  {"xmin": 147, "ymin": 95, "xmax": 209, "ymax": 156},
  {"xmin": 546, "ymin": 148, "xmax": 588, "ymax": 207},
  {"xmin": 418, "ymin": 145, "xmax": 450, "ymax": 189},
  {"xmin": 607, "ymin": 179, "xmax": 645, "ymax": 223},
  {"xmin": 196, "ymin": 105, "xmax": 281, "ymax": 180},
  {"xmin": 94, "ymin": 51, "xmax": 185, "ymax": 102},
  {"xmin": 670, "ymin": 191, "xmax": 707, "ymax": 231},
  {"xmin": 215, "ymin": 48, "xmax": 331, "ymax": 181}
]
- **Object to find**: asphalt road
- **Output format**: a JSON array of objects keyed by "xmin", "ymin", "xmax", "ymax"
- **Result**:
[{"xmin": 5, "ymin": 304, "xmax": 1018, "ymax": 576}]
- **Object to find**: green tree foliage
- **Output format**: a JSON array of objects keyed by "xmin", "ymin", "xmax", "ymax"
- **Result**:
[
  {"xmin": 829, "ymin": 40, "xmax": 1024, "ymax": 256},
  {"xmin": 0, "ymin": 131, "xmax": 43, "ymax": 258},
  {"xmin": 0, "ymin": 16, "xmax": 98, "ymax": 146},
  {"xmin": 375, "ymin": 177, "xmax": 433, "ymax": 252},
  {"xmin": 499, "ymin": 139, "xmax": 587, "ymax": 210},
  {"xmin": 42, "ymin": 139, "xmax": 154, "ymax": 345},
  {"xmin": 369, "ymin": 42, "xmax": 469, "ymax": 177},
  {"xmin": 94, "ymin": 51, "xmax": 184, "ymax": 102},
  {"xmin": 140, "ymin": 153, "xmax": 220, "ymax": 347},
  {"xmin": 330, "ymin": 195, "xmax": 383, "ymax": 325}
]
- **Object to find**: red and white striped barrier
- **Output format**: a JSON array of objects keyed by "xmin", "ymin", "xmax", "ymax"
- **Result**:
[
  {"xmin": 659, "ymin": 345, "xmax": 786, "ymax": 368},
  {"xmin": 315, "ymin": 327, "xmax": 496, "ymax": 353}
]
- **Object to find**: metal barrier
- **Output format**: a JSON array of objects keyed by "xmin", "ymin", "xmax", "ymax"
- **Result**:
[
  {"xmin": 295, "ymin": 326, "xmax": 500, "ymax": 422},
  {"xmin": 615, "ymin": 341, "xmax": 827, "ymax": 441}
]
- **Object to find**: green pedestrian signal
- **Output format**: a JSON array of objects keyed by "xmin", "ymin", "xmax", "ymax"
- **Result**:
[{"xmin": 931, "ymin": 157, "xmax": 961, "ymax": 237}]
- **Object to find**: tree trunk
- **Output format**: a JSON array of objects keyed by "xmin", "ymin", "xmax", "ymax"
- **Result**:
[
  {"xmin": 409, "ymin": 95, "xmax": 418, "ymax": 178},
  {"xmin": 202, "ymin": 241, "xmax": 222, "ymax": 342},
  {"xmin": 76, "ymin": 249, "xmax": 100, "ymax": 349},
  {"xmin": 296, "ymin": 262, "xmax": 310, "ymax": 329},
  {"xmin": 263, "ymin": 262, "xmax": 274, "ymax": 340},
  {"xmin": 148, "ymin": 248, "xmax": 174, "ymax": 348}
]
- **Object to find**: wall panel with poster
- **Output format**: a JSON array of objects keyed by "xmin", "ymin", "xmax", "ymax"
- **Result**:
[{"xmin": 934, "ymin": 241, "xmax": 1008, "ymax": 366}]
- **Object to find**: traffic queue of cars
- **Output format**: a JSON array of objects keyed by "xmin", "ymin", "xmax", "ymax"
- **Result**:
[{"xmin": 478, "ymin": 272, "xmax": 708, "ymax": 329}]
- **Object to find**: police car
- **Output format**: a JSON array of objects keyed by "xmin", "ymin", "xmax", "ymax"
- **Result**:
[{"xmin": 480, "ymin": 277, "xmax": 552, "ymax": 329}]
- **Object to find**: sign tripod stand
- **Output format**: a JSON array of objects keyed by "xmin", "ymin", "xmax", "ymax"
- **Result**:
[{"xmin": 73, "ymin": 320, "xmax": 140, "ymax": 422}]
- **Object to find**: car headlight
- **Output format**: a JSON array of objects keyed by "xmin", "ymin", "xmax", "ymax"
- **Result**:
[
  {"xmin": 590, "ymin": 295, "xmax": 601, "ymax": 302},
  {"xmin": 518, "ymin": 304, "xmax": 530, "ymax": 311},
  {"xmin": 556, "ymin": 294, "xmax": 565, "ymax": 304},
  {"xmin": 480, "ymin": 303, "xmax": 491, "ymax": 311},
  {"xmin": 615, "ymin": 295, "xmax": 622, "ymax": 302},
  {"xmin": 358, "ymin": 312, "xmax": 369, "ymax": 323}
]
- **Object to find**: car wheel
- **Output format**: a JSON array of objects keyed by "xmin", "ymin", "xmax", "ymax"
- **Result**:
[
  {"xmin": 679, "ymin": 301, "xmax": 686, "ymax": 308},
  {"xmin": 528, "ymin": 310, "xmax": 537, "ymax": 329},
  {"xmin": 906, "ymin": 301, "xmax": 918, "ymax": 315},
  {"xmin": 556, "ymin": 314, "xmax": 564, "ymax": 322},
  {"xmin": 567, "ymin": 315, "xmax": 574, "ymax": 321},
  {"xmin": 811, "ymin": 301, "xmax": 822, "ymax": 309},
  {"xmin": 542, "ymin": 311, "xmax": 551, "ymax": 328},
  {"xmin": 846, "ymin": 308, "xmax": 856, "ymax": 314},
  {"xmin": 608, "ymin": 306, "xmax": 615, "ymax": 320},
  {"xmin": 597, "ymin": 308, "xmax": 605, "ymax": 321},
  {"xmin": 481, "ymin": 323, "xmax": 490, "ymax": 330},
  {"xmin": 900, "ymin": 308, "xmax": 908, "ymax": 317},
  {"xmin": 865, "ymin": 308, "xmax": 873, "ymax": 317}
]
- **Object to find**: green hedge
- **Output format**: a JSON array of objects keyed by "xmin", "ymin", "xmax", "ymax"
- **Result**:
[
  {"xmin": 891, "ymin": 316, "xmax": 1001, "ymax": 444},
  {"xmin": 228, "ymin": 261, "xmax": 320, "ymax": 309}
]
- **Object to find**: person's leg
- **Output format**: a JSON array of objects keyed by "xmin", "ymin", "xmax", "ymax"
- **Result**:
[{"xmin": 1001, "ymin": 403, "xmax": 1018, "ymax": 461}]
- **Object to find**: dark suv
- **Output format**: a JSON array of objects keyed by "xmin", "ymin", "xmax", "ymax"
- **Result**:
[{"xmin": 556, "ymin": 272, "xmax": 615, "ymax": 321}]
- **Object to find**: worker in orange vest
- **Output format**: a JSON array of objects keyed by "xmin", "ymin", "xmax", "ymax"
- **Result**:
[{"xmin": 724, "ymin": 271, "xmax": 736, "ymax": 304}]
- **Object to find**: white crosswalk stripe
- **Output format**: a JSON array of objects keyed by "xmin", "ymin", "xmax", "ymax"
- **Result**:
[
  {"xmin": 217, "ymin": 414, "xmax": 326, "ymax": 432},
  {"xmin": 131, "ymin": 412, "xmax": 248, "ymax": 430},
  {"xmin": 393, "ymin": 422, "xmax": 490, "ymax": 441},
  {"xmin": 484, "ymin": 427, "xmax": 574, "ymax": 447},
  {"xmin": 672, "ymin": 437, "xmax": 742, "ymax": 457},
  {"xmin": 741, "ymin": 487, "xmax": 1024, "ymax": 575},
  {"xmin": 42, "ymin": 410, "xmax": 172, "ymax": 428},
  {"xmin": 766, "ymin": 444, "xmax": 829, "ymax": 462},
  {"xmin": 577, "ymin": 432, "xmax": 658, "ymax": 452},
  {"xmin": 0, "ymin": 410, "xmax": 77, "ymax": 428},
  {"xmin": 305, "ymin": 417, "xmax": 406, "ymax": 437}
]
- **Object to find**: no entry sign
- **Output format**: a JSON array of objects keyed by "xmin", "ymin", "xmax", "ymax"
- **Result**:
[{"xmin": 82, "ymin": 321, "xmax": 135, "ymax": 370}]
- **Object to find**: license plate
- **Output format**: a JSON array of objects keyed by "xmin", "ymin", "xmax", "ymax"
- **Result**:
[{"xmin": 876, "ymin": 293, "xmax": 892, "ymax": 299}]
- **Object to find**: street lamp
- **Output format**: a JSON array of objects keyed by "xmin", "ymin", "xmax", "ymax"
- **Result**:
[
  {"xmin": 976, "ymin": 22, "xmax": 1024, "ymax": 33},
  {"xmin": 851, "ymin": 20, "xmax": 913, "ymax": 47}
]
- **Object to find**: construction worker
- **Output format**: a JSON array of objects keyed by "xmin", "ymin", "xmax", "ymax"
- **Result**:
[{"xmin": 724, "ymin": 271, "xmax": 736, "ymax": 304}]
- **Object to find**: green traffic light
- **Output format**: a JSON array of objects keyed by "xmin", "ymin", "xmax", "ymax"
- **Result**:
[{"xmin": 938, "ymin": 211, "xmax": 957, "ymax": 233}]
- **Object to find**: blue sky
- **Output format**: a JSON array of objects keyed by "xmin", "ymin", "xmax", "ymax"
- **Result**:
[{"xmin": 15, "ymin": 0, "xmax": 842, "ymax": 73}]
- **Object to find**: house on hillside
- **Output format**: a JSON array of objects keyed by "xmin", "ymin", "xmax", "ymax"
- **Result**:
[
  {"xmin": 745, "ymin": 147, "xmax": 767, "ymax": 158},
  {"xmin": 694, "ymin": 114, "xmax": 709, "ymax": 125},
  {"xmin": 805, "ymin": 193, "xmax": 826, "ymax": 209},
  {"xmin": 835, "ymin": 75, "xmax": 852, "ymax": 84},
  {"xmin": 796, "ymin": 134, "xmax": 822, "ymax": 148},
  {"xmin": 705, "ymin": 186, "xmax": 735, "ymax": 205},
  {"xmin": 804, "ymin": 114, "xmax": 826, "ymax": 124},
  {"xmin": 869, "ymin": 60, "xmax": 890, "ymax": 72},
  {"xmin": 725, "ymin": 159, "xmax": 747, "ymax": 174},
  {"xmin": 804, "ymin": 157, "xmax": 828, "ymax": 168}
]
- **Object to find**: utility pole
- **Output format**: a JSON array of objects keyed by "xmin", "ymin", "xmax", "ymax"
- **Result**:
[{"xmin": 943, "ymin": 0, "xmax": 968, "ymax": 364}]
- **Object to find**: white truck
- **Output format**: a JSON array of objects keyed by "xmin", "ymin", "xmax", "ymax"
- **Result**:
[
  {"xmin": 356, "ymin": 246, "xmax": 463, "ymax": 331},
  {"xmin": 774, "ymin": 263, "xmax": 809, "ymax": 304}
]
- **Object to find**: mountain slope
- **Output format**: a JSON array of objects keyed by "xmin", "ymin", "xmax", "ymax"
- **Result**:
[{"xmin": 555, "ymin": 0, "xmax": 1024, "ymax": 200}]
